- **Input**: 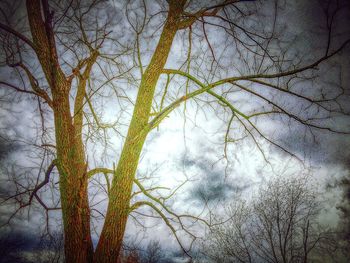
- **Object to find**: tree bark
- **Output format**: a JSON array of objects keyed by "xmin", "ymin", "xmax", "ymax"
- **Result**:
[
  {"xmin": 26, "ymin": 1, "xmax": 187, "ymax": 262},
  {"xmin": 93, "ymin": 2, "xmax": 186, "ymax": 262},
  {"xmin": 26, "ymin": 1, "xmax": 94, "ymax": 262},
  {"xmin": 53, "ymin": 90, "xmax": 94, "ymax": 263}
]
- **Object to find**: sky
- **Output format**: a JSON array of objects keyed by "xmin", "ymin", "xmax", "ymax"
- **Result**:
[{"xmin": 0, "ymin": 0, "xmax": 350, "ymax": 262}]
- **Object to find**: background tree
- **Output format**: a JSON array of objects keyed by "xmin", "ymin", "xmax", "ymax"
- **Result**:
[
  {"xmin": 35, "ymin": 231, "xmax": 65, "ymax": 263},
  {"xmin": 142, "ymin": 240, "xmax": 164, "ymax": 263},
  {"xmin": 200, "ymin": 175, "xmax": 340, "ymax": 263},
  {"xmin": 0, "ymin": 0, "xmax": 349, "ymax": 263}
]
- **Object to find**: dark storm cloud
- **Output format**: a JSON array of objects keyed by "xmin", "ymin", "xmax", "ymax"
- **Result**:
[
  {"xmin": 191, "ymin": 178, "xmax": 250, "ymax": 203},
  {"xmin": 268, "ymin": 0, "xmax": 350, "ymax": 167},
  {"xmin": 0, "ymin": 136, "xmax": 20, "ymax": 162},
  {"xmin": 0, "ymin": 229, "xmax": 65, "ymax": 263},
  {"xmin": 0, "ymin": 134, "xmax": 22, "ymax": 207},
  {"xmin": 181, "ymin": 154, "xmax": 252, "ymax": 203},
  {"xmin": 0, "ymin": 230, "xmax": 38, "ymax": 263},
  {"xmin": 276, "ymin": 127, "xmax": 350, "ymax": 166}
]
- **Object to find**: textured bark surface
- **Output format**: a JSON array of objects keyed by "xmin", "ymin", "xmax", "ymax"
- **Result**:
[
  {"xmin": 54, "ymin": 92, "xmax": 94, "ymax": 263},
  {"xmin": 26, "ymin": 1, "xmax": 94, "ymax": 262},
  {"xmin": 25, "ymin": 1, "xmax": 185, "ymax": 262},
  {"xmin": 3, "ymin": 1, "xmax": 347, "ymax": 262},
  {"xmin": 93, "ymin": 2, "xmax": 186, "ymax": 262}
]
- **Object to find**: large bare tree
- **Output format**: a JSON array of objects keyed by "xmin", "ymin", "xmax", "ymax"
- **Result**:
[{"xmin": 0, "ymin": 0, "xmax": 349, "ymax": 263}]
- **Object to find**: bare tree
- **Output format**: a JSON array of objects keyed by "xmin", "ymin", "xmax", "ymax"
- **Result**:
[
  {"xmin": 201, "ymin": 176, "xmax": 339, "ymax": 263},
  {"xmin": 331, "ymin": 173, "xmax": 350, "ymax": 262},
  {"xmin": 0, "ymin": 0, "xmax": 349, "ymax": 263},
  {"xmin": 142, "ymin": 240, "xmax": 163, "ymax": 263},
  {"xmin": 117, "ymin": 246, "xmax": 141, "ymax": 263},
  {"xmin": 35, "ymin": 231, "xmax": 65, "ymax": 263},
  {"xmin": 0, "ymin": 0, "xmax": 127, "ymax": 262}
]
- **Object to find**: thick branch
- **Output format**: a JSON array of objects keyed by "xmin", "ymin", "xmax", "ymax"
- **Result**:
[
  {"xmin": 211, "ymin": 39, "xmax": 350, "ymax": 85},
  {"xmin": 18, "ymin": 63, "xmax": 53, "ymax": 107},
  {"xmin": 178, "ymin": 0, "xmax": 241, "ymax": 29},
  {"xmin": 87, "ymin": 168, "xmax": 113, "ymax": 179},
  {"xmin": 0, "ymin": 22, "xmax": 36, "ymax": 50},
  {"xmin": 29, "ymin": 159, "xmax": 57, "ymax": 204},
  {"xmin": 0, "ymin": 81, "xmax": 40, "ymax": 97}
]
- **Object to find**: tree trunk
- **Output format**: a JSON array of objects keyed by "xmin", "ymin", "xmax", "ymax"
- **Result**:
[
  {"xmin": 26, "ymin": 1, "xmax": 94, "ymax": 261},
  {"xmin": 26, "ymin": 1, "xmax": 187, "ymax": 262},
  {"xmin": 93, "ymin": 3, "xmax": 185, "ymax": 262},
  {"xmin": 53, "ymin": 85, "xmax": 94, "ymax": 263}
]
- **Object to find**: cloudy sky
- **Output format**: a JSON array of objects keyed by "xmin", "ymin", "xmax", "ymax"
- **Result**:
[{"xmin": 0, "ymin": 0, "xmax": 350, "ymax": 261}]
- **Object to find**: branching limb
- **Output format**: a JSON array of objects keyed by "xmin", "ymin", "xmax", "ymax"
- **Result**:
[
  {"xmin": 1, "ymin": 60, "xmax": 53, "ymax": 107},
  {"xmin": 130, "ymin": 200, "xmax": 192, "ymax": 257},
  {"xmin": 28, "ymin": 159, "xmax": 57, "ymax": 204},
  {"xmin": 0, "ymin": 159, "xmax": 59, "ymax": 228},
  {"xmin": 17, "ymin": 63, "xmax": 53, "ymax": 107},
  {"xmin": 211, "ymin": 39, "xmax": 350, "ymax": 85},
  {"xmin": 0, "ymin": 22, "xmax": 36, "ymax": 50},
  {"xmin": 87, "ymin": 168, "xmax": 113, "ymax": 179},
  {"xmin": 133, "ymin": 178, "xmax": 209, "ymax": 227},
  {"xmin": 234, "ymin": 82, "xmax": 348, "ymax": 134},
  {"xmin": 178, "ymin": 0, "xmax": 242, "ymax": 30}
]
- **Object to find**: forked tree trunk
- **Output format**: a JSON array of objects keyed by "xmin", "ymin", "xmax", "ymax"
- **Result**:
[
  {"xmin": 53, "ymin": 90, "xmax": 94, "ymax": 263},
  {"xmin": 26, "ymin": 0, "xmax": 186, "ymax": 262},
  {"xmin": 26, "ymin": 1, "xmax": 94, "ymax": 262},
  {"xmin": 93, "ymin": 3, "xmax": 185, "ymax": 263}
]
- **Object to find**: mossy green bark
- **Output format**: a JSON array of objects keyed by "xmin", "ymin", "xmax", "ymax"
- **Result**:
[
  {"xmin": 93, "ymin": 3, "xmax": 186, "ymax": 262},
  {"xmin": 25, "ymin": 1, "xmax": 187, "ymax": 262},
  {"xmin": 26, "ymin": 1, "xmax": 94, "ymax": 262}
]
